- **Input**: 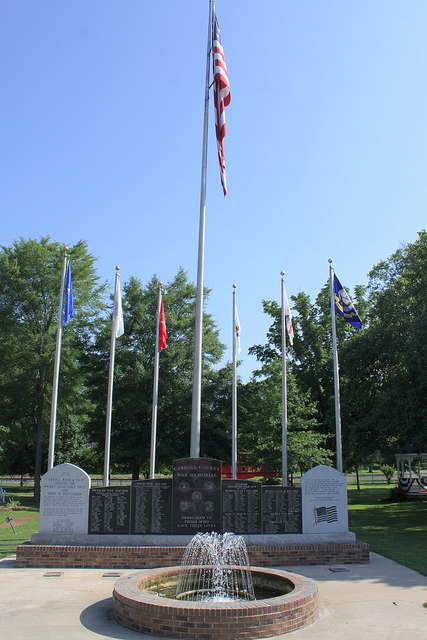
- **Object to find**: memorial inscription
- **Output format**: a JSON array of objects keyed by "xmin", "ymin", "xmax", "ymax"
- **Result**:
[
  {"xmin": 262, "ymin": 486, "xmax": 302, "ymax": 534},
  {"xmin": 88, "ymin": 487, "xmax": 130, "ymax": 535},
  {"xmin": 300, "ymin": 465, "xmax": 348, "ymax": 533},
  {"xmin": 221, "ymin": 479, "xmax": 262, "ymax": 534},
  {"xmin": 39, "ymin": 463, "xmax": 90, "ymax": 534},
  {"xmin": 172, "ymin": 458, "xmax": 221, "ymax": 534},
  {"xmin": 131, "ymin": 479, "xmax": 172, "ymax": 534}
]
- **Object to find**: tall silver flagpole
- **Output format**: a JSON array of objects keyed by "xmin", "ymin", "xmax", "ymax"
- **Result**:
[
  {"xmin": 103, "ymin": 267, "xmax": 121, "ymax": 487},
  {"xmin": 232, "ymin": 284, "xmax": 238, "ymax": 479},
  {"xmin": 150, "ymin": 283, "xmax": 163, "ymax": 479},
  {"xmin": 48, "ymin": 246, "xmax": 68, "ymax": 471},
  {"xmin": 329, "ymin": 259, "xmax": 343, "ymax": 473},
  {"xmin": 280, "ymin": 272, "xmax": 288, "ymax": 486},
  {"xmin": 190, "ymin": 0, "xmax": 213, "ymax": 458}
]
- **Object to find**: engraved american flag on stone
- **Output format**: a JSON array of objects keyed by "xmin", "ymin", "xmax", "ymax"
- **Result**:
[
  {"xmin": 314, "ymin": 505, "xmax": 338, "ymax": 525},
  {"xmin": 213, "ymin": 12, "xmax": 230, "ymax": 196}
]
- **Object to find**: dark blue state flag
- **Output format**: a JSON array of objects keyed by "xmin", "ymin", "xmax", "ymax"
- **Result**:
[
  {"xmin": 332, "ymin": 275, "xmax": 361, "ymax": 329},
  {"xmin": 64, "ymin": 261, "xmax": 74, "ymax": 325}
]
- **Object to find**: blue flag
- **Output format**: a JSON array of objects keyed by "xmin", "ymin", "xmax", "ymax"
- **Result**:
[
  {"xmin": 332, "ymin": 275, "xmax": 361, "ymax": 329},
  {"xmin": 64, "ymin": 261, "xmax": 74, "ymax": 325}
]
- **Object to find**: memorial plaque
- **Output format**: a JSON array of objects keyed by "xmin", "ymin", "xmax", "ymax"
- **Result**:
[
  {"xmin": 39, "ymin": 463, "xmax": 90, "ymax": 534},
  {"xmin": 88, "ymin": 486, "xmax": 130, "ymax": 534},
  {"xmin": 262, "ymin": 486, "xmax": 302, "ymax": 534},
  {"xmin": 300, "ymin": 465, "xmax": 348, "ymax": 533},
  {"xmin": 172, "ymin": 458, "xmax": 221, "ymax": 534},
  {"xmin": 222, "ymin": 479, "xmax": 262, "ymax": 534},
  {"xmin": 131, "ymin": 479, "xmax": 172, "ymax": 534}
]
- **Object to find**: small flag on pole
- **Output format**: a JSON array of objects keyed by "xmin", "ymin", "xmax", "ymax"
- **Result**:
[
  {"xmin": 114, "ymin": 279, "xmax": 124, "ymax": 338},
  {"xmin": 64, "ymin": 261, "xmax": 74, "ymax": 325},
  {"xmin": 332, "ymin": 275, "xmax": 362, "ymax": 329},
  {"xmin": 159, "ymin": 297, "xmax": 167, "ymax": 352},
  {"xmin": 213, "ymin": 11, "xmax": 230, "ymax": 196},
  {"xmin": 235, "ymin": 307, "xmax": 241, "ymax": 354},
  {"xmin": 283, "ymin": 286, "xmax": 294, "ymax": 345}
]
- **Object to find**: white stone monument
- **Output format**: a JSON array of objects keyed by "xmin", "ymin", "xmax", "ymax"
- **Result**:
[
  {"xmin": 39, "ymin": 463, "xmax": 91, "ymax": 534},
  {"xmin": 300, "ymin": 465, "xmax": 348, "ymax": 534}
]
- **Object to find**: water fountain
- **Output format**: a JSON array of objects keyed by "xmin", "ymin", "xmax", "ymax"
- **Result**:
[
  {"xmin": 113, "ymin": 532, "xmax": 319, "ymax": 639},
  {"xmin": 175, "ymin": 532, "xmax": 255, "ymax": 601}
]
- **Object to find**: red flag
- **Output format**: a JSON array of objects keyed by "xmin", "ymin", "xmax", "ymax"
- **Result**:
[
  {"xmin": 159, "ymin": 297, "xmax": 167, "ymax": 352},
  {"xmin": 213, "ymin": 12, "xmax": 230, "ymax": 196}
]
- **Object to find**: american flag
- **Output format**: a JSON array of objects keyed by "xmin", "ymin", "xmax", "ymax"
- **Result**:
[
  {"xmin": 314, "ymin": 505, "xmax": 338, "ymax": 525},
  {"xmin": 212, "ymin": 12, "xmax": 230, "ymax": 196}
]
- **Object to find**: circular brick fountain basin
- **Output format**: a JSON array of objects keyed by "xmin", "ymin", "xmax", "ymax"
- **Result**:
[{"xmin": 113, "ymin": 566, "xmax": 318, "ymax": 639}]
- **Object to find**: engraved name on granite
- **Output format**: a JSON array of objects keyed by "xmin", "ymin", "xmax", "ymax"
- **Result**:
[
  {"xmin": 221, "ymin": 479, "xmax": 262, "ymax": 534},
  {"xmin": 88, "ymin": 486, "xmax": 131, "ymax": 534},
  {"xmin": 131, "ymin": 479, "xmax": 172, "ymax": 534},
  {"xmin": 262, "ymin": 485, "xmax": 302, "ymax": 534}
]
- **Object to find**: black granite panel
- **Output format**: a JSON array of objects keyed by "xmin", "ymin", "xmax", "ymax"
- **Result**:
[
  {"xmin": 221, "ymin": 479, "xmax": 262, "ymax": 534},
  {"xmin": 172, "ymin": 458, "xmax": 221, "ymax": 534},
  {"xmin": 131, "ymin": 479, "xmax": 172, "ymax": 534},
  {"xmin": 261, "ymin": 486, "xmax": 302, "ymax": 534},
  {"xmin": 88, "ymin": 486, "xmax": 130, "ymax": 534}
]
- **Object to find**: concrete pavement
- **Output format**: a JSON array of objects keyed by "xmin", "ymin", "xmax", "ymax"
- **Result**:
[{"xmin": 1, "ymin": 552, "xmax": 426, "ymax": 639}]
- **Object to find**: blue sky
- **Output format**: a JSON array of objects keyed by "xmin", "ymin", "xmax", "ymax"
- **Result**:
[{"xmin": 2, "ymin": 1, "xmax": 426, "ymax": 381}]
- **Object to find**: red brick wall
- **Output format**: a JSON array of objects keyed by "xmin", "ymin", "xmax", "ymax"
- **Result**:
[{"xmin": 15, "ymin": 541, "xmax": 369, "ymax": 569}]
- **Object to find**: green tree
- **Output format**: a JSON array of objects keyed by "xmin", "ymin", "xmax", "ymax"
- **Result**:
[
  {"xmin": 239, "ymin": 359, "xmax": 331, "ymax": 477},
  {"xmin": 341, "ymin": 231, "xmax": 427, "ymax": 459},
  {"xmin": 0, "ymin": 237, "xmax": 106, "ymax": 500},
  {"xmin": 85, "ymin": 268, "xmax": 230, "ymax": 479}
]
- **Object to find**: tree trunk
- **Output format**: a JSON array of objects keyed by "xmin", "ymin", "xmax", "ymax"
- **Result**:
[
  {"xmin": 355, "ymin": 464, "xmax": 360, "ymax": 491},
  {"xmin": 33, "ymin": 370, "xmax": 45, "ymax": 503}
]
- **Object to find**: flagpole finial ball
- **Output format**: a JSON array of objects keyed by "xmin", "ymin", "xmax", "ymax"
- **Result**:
[
  {"xmin": 280, "ymin": 271, "xmax": 285, "ymax": 276},
  {"xmin": 328, "ymin": 258, "xmax": 333, "ymax": 264},
  {"xmin": 64, "ymin": 246, "xmax": 68, "ymax": 252},
  {"xmin": 232, "ymin": 283, "xmax": 237, "ymax": 289},
  {"xmin": 159, "ymin": 281, "xmax": 162, "ymax": 287},
  {"xmin": 116, "ymin": 266, "xmax": 120, "ymax": 271}
]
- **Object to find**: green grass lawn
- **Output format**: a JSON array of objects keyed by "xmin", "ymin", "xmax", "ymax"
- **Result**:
[
  {"xmin": 0, "ymin": 486, "xmax": 39, "ymax": 559},
  {"xmin": 348, "ymin": 484, "xmax": 427, "ymax": 576}
]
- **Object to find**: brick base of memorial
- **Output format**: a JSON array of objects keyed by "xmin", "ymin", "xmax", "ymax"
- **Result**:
[{"xmin": 15, "ymin": 540, "xmax": 369, "ymax": 568}]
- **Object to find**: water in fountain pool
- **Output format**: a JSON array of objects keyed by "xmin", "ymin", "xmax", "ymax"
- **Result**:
[{"xmin": 175, "ymin": 532, "xmax": 255, "ymax": 602}]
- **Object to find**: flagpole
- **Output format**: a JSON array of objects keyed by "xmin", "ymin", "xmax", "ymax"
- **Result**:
[
  {"xmin": 190, "ymin": 0, "xmax": 213, "ymax": 459},
  {"xmin": 150, "ymin": 283, "xmax": 163, "ymax": 479},
  {"xmin": 280, "ymin": 272, "xmax": 288, "ymax": 486},
  {"xmin": 103, "ymin": 267, "xmax": 121, "ymax": 487},
  {"xmin": 329, "ymin": 259, "xmax": 343, "ymax": 473},
  {"xmin": 48, "ymin": 246, "xmax": 68, "ymax": 471},
  {"xmin": 232, "ymin": 284, "xmax": 238, "ymax": 479}
]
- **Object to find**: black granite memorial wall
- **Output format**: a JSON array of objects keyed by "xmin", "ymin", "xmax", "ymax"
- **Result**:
[{"xmin": 87, "ymin": 458, "xmax": 304, "ymax": 536}]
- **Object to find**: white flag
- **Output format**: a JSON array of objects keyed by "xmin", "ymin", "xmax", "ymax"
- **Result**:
[
  {"xmin": 114, "ymin": 280, "xmax": 124, "ymax": 338},
  {"xmin": 235, "ymin": 307, "xmax": 241, "ymax": 354},
  {"xmin": 283, "ymin": 287, "xmax": 294, "ymax": 345}
]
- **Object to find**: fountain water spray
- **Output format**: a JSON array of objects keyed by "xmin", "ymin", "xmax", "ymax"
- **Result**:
[{"xmin": 175, "ymin": 532, "xmax": 255, "ymax": 601}]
